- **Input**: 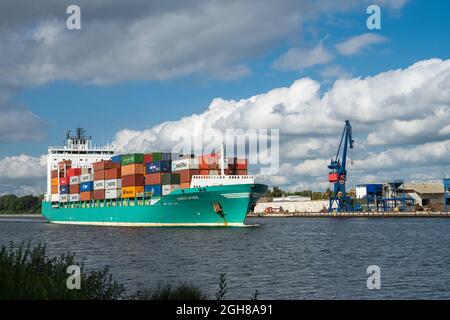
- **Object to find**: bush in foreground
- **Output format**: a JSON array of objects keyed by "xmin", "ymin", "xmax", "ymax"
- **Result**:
[
  {"xmin": 0, "ymin": 242, "xmax": 124, "ymax": 299},
  {"xmin": 0, "ymin": 242, "xmax": 258, "ymax": 300}
]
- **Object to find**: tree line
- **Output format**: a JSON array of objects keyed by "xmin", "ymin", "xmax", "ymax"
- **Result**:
[
  {"xmin": 265, "ymin": 186, "xmax": 333, "ymax": 200},
  {"xmin": 0, "ymin": 194, "xmax": 42, "ymax": 214}
]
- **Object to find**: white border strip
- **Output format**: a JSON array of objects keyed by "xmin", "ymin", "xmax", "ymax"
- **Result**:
[{"xmin": 49, "ymin": 221, "xmax": 245, "ymax": 227}]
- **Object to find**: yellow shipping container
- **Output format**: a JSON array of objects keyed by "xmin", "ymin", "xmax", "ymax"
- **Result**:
[
  {"xmin": 51, "ymin": 178, "xmax": 58, "ymax": 186},
  {"xmin": 122, "ymin": 186, "xmax": 144, "ymax": 198},
  {"xmin": 121, "ymin": 163, "xmax": 145, "ymax": 176}
]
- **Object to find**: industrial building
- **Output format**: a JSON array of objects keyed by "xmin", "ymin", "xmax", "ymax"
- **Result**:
[{"xmin": 401, "ymin": 183, "xmax": 444, "ymax": 210}]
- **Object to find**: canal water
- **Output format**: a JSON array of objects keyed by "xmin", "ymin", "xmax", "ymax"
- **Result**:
[{"xmin": 0, "ymin": 216, "xmax": 449, "ymax": 299}]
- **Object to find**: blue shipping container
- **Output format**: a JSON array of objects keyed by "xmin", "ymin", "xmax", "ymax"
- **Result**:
[
  {"xmin": 80, "ymin": 181, "xmax": 94, "ymax": 192},
  {"xmin": 59, "ymin": 185, "xmax": 69, "ymax": 194},
  {"xmin": 111, "ymin": 155, "xmax": 122, "ymax": 163},
  {"xmin": 145, "ymin": 161, "xmax": 171, "ymax": 174},
  {"xmin": 366, "ymin": 184, "xmax": 383, "ymax": 194},
  {"xmin": 144, "ymin": 184, "xmax": 162, "ymax": 197}
]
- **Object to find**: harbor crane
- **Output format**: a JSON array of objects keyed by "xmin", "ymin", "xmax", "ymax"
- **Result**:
[{"xmin": 327, "ymin": 120, "xmax": 359, "ymax": 212}]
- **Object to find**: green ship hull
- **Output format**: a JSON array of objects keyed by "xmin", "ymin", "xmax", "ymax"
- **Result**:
[{"xmin": 42, "ymin": 183, "xmax": 267, "ymax": 227}]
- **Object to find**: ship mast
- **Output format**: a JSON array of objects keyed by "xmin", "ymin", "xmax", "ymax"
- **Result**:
[{"xmin": 220, "ymin": 142, "xmax": 225, "ymax": 176}]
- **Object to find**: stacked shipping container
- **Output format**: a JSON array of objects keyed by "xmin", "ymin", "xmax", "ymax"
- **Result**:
[
  {"xmin": 52, "ymin": 152, "xmax": 249, "ymax": 203},
  {"xmin": 121, "ymin": 154, "xmax": 145, "ymax": 198}
]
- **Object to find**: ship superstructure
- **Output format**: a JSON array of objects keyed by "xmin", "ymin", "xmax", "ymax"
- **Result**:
[{"xmin": 45, "ymin": 128, "xmax": 114, "ymax": 201}]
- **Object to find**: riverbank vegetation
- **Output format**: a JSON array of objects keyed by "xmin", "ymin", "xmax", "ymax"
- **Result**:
[
  {"xmin": 0, "ymin": 242, "xmax": 256, "ymax": 300},
  {"xmin": 0, "ymin": 195, "xmax": 42, "ymax": 214},
  {"xmin": 265, "ymin": 186, "xmax": 333, "ymax": 200}
]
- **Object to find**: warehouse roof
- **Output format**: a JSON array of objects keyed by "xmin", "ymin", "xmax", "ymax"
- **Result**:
[{"xmin": 402, "ymin": 183, "xmax": 444, "ymax": 194}]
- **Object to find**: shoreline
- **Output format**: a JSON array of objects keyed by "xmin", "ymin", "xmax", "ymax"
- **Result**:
[
  {"xmin": 0, "ymin": 214, "xmax": 43, "ymax": 217},
  {"xmin": 248, "ymin": 211, "xmax": 450, "ymax": 218}
]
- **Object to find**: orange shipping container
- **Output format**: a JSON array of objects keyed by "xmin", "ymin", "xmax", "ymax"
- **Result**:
[
  {"xmin": 51, "ymin": 178, "xmax": 58, "ymax": 186},
  {"xmin": 51, "ymin": 185, "xmax": 58, "ymax": 194},
  {"xmin": 122, "ymin": 186, "xmax": 144, "ymax": 198},
  {"xmin": 122, "ymin": 163, "xmax": 145, "ymax": 176},
  {"xmin": 105, "ymin": 168, "xmax": 121, "ymax": 180},
  {"xmin": 145, "ymin": 173, "xmax": 162, "ymax": 185},
  {"xmin": 237, "ymin": 169, "xmax": 248, "ymax": 175},
  {"xmin": 178, "ymin": 169, "xmax": 199, "ymax": 183},
  {"xmin": 180, "ymin": 182, "xmax": 190, "ymax": 189},
  {"xmin": 198, "ymin": 169, "xmax": 209, "ymax": 175},
  {"xmin": 70, "ymin": 184, "xmax": 80, "ymax": 194},
  {"xmin": 80, "ymin": 191, "xmax": 93, "ymax": 201},
  {"xmin": 94, "ymin": 170, "xmax": 105, "ymax": 180},
  {"xmin": 93, "ymin": 160, "xmax": 112, "ymax": 171}
]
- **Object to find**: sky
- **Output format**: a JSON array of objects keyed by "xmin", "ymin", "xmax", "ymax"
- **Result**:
[{"xmin": 1, "ymin": 0, "xmax": 450, "ymax": 195}]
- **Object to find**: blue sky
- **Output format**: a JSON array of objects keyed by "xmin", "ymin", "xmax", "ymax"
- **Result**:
[
  {"xmin": 1, "ymin": 0, "xmax": 450, "ymax": 194},
  {"xmin": 6, "ymin": 0, "xmax": 449, "ymax": 158}
]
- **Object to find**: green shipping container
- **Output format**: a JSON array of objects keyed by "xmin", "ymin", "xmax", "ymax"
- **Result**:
[
  {"xmin": 152, "ymin": 152, "xmax": 163, "ymax": 162},
  {"xmin": 121, "ymin": 153, "xmax": 144, "ymax": 166},
  {"xmin": 161, "ymin": 173, "xmax": 180, "ymax": 185}
]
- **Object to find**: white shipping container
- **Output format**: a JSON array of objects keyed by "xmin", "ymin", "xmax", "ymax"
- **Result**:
[
  {"xmin": 69, "ymin": 194, "xmax": 80, "ymax": 202},
  {"xmin": 171, "ymin": 158, "xmax": 199, "ymax": 171},
  {"xmin": 356, "ymin": 186, "xmax": 367, "ymax": 199},
  {"xmin": 94, "ymin": 180, "xmax": 105, "ymax": 190},
  {"xmin": 51, "ymin": 194, "xmax": 59, "ymax": 202},
  {"xmin": 105, "ymin": 179, "xmax": 121, "ymax": 190},
  {"xmin": 105, "ymin": 189, "xmax": 121, "ymax": 199},
  {"xmin": 80, "ymin": 174, "xmax": 92, "ymax": 182},
  {"xmin": 209, "ymin": 170, "xmax": 219, "ymax": 175},
  {"xmin": 59, "ymin": 194, "xmax": 68, "ymax": 202},
  {"xmin": 162, "ymin": 184, "xmax": 180, "ymax": 195},
  {"xmin": 81, "ymin": 168, "xmax": 90, "ymax": 175},
  {"xmin": 70, "ymin": 176, "xmax": 80, "ymax": 185}
]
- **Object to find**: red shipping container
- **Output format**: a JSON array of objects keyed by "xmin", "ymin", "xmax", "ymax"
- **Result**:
[
  {"xmin": 236, "ymin": 159, "xmax": 248, "ymax": 170},
  {"xmin": 51, "ymin": 170, "xmax": 58, "ymax": 179},
  {"xmin": 93, "ymin": 160, "xmax": 112, "ymax": 171},
  {"xmin": 93, "ymin": 190, "xmax": 105, "ymax": 200},
  {"xmin": 67, "ymin": 168, "xmax": 81, "ymax": 177},
  {"xmin": 144, "ymin": 153, "xmax": 153, "ymax": 163},
  {"xmin": 111, "ymin": 162, "xmax": 121, "ymax": 169},
  {"xmin": 122, "ymin": 174, "xmax": 145, "ymax": 187},
  {"xmin": 70, "ymin": 184, "xmax": 80, "ymax": 194},
  {"xmin": 94, "ymin": 170, "xmax": 105, "ymax": 180},
  {"xmin": 59, "ymin": 177, "xmax": 68, "ymax": 186},
  {"xmin": 178, "ymin": 169, "xmax": 199, "ymax": 183},
  {"xmin": 198, "ymin": 169, "xmax": 209, "ymax": 175},
  {"xmin": 105, "ymin": 168, "xmax": 121, "ymax": 180},
  {"xmin": 80, "ymin": 191, "xmax": 93, "ymax": 201},
  {"xmin": 198, "ymin": 161, "xmax": 209, "ymax": 170},
  {"xmin": 145, "ymin": 173, "xmax": 162, "ymax": 185}
]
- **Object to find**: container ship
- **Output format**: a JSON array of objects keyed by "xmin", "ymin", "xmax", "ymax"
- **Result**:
[{"xmin": 41, "ymin": 128, "xmax": 267, "ymax": 227}]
